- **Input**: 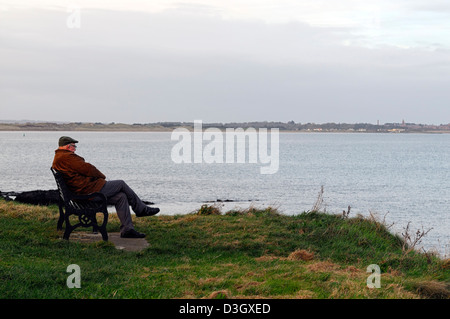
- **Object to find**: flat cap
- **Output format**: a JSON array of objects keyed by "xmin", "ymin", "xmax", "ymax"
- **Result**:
[{"xmin": 58, "ymin": 136, "xmax": 79, "ymax": 147}]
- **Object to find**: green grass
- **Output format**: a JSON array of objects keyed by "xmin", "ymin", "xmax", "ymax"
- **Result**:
[{"xmin": 0, "ymin": 199, "xmax": 448, "ymax": 299}]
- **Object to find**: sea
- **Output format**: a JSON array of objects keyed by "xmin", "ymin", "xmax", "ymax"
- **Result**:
[{"xmin": 0, "ymin": 130, "xmax": 448, "ymax": 257}]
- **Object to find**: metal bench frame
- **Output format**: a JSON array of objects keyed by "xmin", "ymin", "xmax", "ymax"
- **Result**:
[{"xmin": 51, "ymin": 168, "xmax": 108, "ymax": 241}]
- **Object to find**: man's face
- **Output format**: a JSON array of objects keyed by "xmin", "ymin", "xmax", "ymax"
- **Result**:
[{"xmin": 67, "ymin": 143, "xmax": 77, "ymax": 152}]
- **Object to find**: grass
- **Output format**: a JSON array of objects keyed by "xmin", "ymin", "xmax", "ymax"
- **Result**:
[{"xmin": 0, "ymin": 199, "xmax": 448, "ymax": 299}]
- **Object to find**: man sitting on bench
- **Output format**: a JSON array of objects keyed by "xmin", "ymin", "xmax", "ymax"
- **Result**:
[{"xmin": 52, "ymin": 136, "xmax": 159, "ymax": 238}]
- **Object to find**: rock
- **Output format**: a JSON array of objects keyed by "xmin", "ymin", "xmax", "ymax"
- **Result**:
[
  {"xmin": 203, "ymin": 199, "xmax": 259, "ymax": 203},
  {"xmin": 1, "ymin": 189, "xmax": 155, "ymax": 207},
  {"xmin": 14, "ymin": 190, "xmax": 60, "ymax": 206}
]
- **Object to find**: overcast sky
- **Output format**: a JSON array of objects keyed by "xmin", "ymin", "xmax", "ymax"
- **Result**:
[{"xmin": 1, "ymin": 0, "xmax": 450, "ymax": 124}]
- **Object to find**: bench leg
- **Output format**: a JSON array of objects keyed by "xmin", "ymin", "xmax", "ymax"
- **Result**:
[
  {"xmin": 100, "ymin": 228, "xmax": 108, "ymax": 241},
  {"xmin": 63, "ymin": 224, "xmax": 74, "ymax": 240},
  {"xmin": 97, "ymin": 210, "xmax": 109, "ymax": 241},
  {"xmin": 62, "ymin": 211, "xmax": 78, "ymax": 240},
  {"xmin": 57, "ymin": 204, "xmax": 65, "ymax": 230}
]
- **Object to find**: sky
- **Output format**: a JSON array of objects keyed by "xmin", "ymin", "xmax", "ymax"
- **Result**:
[{"xmin": 1, "ymin": 0, "xmax": 450, "ymax": 124}]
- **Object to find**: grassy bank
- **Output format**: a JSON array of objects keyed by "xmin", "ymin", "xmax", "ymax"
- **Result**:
[{"xmin": 0, "ymin": 199, "xmax": 448, "ymax": 299}]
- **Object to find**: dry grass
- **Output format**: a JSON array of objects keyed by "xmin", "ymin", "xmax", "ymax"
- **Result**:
[
  {"xmin": 0, "ymin": 200, "xmax": 57, "ymax": 220},
  {"xmin": 307, "ymin": 261, "xmax": 341, "ymax": 272},
  {"xmin": 287, "ymin": 249, "xmax": 315, "ymax": 261},
  {"xmin": 255, "ymin": 255, "xmax": 281, "ymax": 262},
  {"xmin": 416, "ymin": 281, "xmax": 450, "ymax": 299},
  {"xmin": 255, "ymin": 249, "xmax": 315, "ymax": 262},
  {"xmin": 206, "ymin": 290, "xmax": 231, "ymax": 299}
]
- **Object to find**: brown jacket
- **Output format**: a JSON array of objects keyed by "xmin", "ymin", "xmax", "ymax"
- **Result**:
[{"xmin": 52, "ymin": 149, "xmax": 106, "ymax": 195}]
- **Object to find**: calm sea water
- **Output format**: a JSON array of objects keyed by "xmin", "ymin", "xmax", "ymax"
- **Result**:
[{"xmin": 0, "ymin": 131, "xmax": 448, "ymax": 256}]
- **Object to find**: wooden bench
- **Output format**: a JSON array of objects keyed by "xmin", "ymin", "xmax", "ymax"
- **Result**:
[{"xmin": 51, "ymin": 168, "xmax": 109, "ymax": 241}]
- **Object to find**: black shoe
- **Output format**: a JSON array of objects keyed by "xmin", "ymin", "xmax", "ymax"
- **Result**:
[
  {"xmin": 136, "ymin": 207, "xmax": 160, "ymax": 217},
  {"xmin": 120, "ymin": 229, "xmax": 146, "ymax": 238}
]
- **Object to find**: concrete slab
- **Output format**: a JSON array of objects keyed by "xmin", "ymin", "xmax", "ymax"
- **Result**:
[
  {"xmin": 108, "ymin": 232, "xmax": 149, "ymax": 252},
  {"xmin": 68, "ymin": 232, "xmax": 149, "ymax": 252}
]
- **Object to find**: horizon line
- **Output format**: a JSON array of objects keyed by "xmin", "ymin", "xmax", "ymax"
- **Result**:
[{"xmin": 1, "ymin": 119, "xmax": 449, "ymax": 126}]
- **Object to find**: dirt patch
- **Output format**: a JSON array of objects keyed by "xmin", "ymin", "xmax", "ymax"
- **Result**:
[{"xmin": 68, "ymin": 232, "xmax": 149, "ymax": 252}]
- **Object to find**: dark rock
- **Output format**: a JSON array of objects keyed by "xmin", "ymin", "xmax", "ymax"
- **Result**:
[
  {"xmin": 203, "ymin": 199, "xmax": 259, "ymax": 203},
  {"xmin": 14, "ymin": 190, "xmax": 60, "ymax": 206},
  {"xmin": 1, "ymin": 190, "xmax": 155, "ymax": 207},
  {"xmin": 0, "ymin": 192, "xmax": 14, "ymax": 201}
]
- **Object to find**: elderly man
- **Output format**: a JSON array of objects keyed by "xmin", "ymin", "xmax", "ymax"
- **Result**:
[{"xmin": 52, "ymin": 136, "xmax": 159, "ymax": 238}]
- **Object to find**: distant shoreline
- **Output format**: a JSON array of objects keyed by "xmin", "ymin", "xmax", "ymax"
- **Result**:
[{"xmin": 1, "ymin": 121, "xmax": 450, "ymax": 134}]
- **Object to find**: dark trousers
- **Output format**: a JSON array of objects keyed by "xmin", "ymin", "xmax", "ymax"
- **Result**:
[{"xmin": 99, "ymin": 180, "xmax": 147, "ymax": 234}]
